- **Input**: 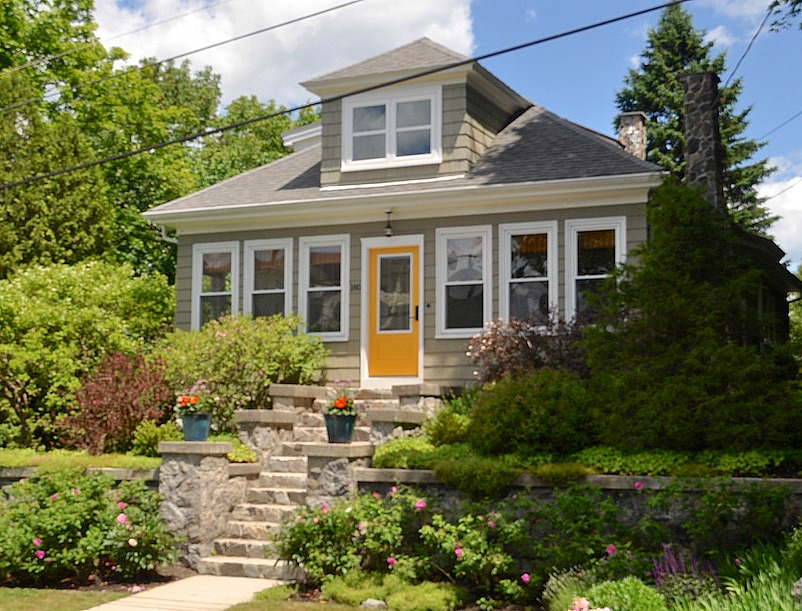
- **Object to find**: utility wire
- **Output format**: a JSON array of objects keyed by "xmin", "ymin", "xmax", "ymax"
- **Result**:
[
  {"xmin": 724, "ymin": 4, "xmax": 771, "ymax": 88},
  {"xmin": 764, "ymin": 176, "xmax": 802, "ymax": 201},
  {"xmin": 0, "ymin": 0, "xmax": 238, "ymax": 80},
  {"xmin": 759, "ymin": 107, "xmax": 802, "ymax": 140},
  {"xmin": 0, "ymin": 0, "xmax": 370, "ymax": 116},
  {"xmin": 0, "ymin": 0, "xmax": 690, "ymax": 192}
]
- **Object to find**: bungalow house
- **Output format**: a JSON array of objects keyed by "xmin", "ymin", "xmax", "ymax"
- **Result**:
[{"xmin": 145, "ymin": 38, "xmax": 693, "ymax": 388}]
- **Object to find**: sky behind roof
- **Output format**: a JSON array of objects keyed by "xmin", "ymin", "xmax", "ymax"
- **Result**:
[{"xmin": 95, "ymin": 0, "xmax": 802, "ymax": 268}]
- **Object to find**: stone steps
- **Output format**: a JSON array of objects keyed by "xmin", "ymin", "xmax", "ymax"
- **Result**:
[
  {"xmin": 214, "ymin": 537, "xmax": 275, "ymax": 558},
  {"xmin": 246, "ymin": 486, "xmax": 307, "ymax": 505},
  {"xmin": 198, "ymin": 556, "xmax": 305, "ymax": 580}
]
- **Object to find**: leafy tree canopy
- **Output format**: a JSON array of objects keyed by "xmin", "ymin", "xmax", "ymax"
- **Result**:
[
  {"xmin": 616, "ymin": 4, "xmax": 775, "ymax": 234},
  {"xmin": 771, "ymin": 0, "xmax": 802, "ymax": 29}
]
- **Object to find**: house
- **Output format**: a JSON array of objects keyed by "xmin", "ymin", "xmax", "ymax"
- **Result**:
[{"xmin": 143, "ymin": 38, "xmax": 667, "ymax": 388}]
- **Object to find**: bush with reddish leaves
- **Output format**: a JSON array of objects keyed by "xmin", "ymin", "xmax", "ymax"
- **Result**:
[
  {"xmin": 466, "ymin": 317, "xmax": 588, "ymax": 384},
  {"xmin": 59, "ymin": 352, "xmax": 172, "ymax": 454}
]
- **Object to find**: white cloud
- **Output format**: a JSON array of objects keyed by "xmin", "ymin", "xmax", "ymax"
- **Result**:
[
  {"xmin": 95, "ymin": 0, "xmax": 473, "ymax": 108},
  {"xmin": 698, "ymin": 0, "xmax": 769, "ymax": 19},
  {"xmin": 759, "ymin": 177, "xmax": 802, "ymax": 269},
  {"xmin": 705, "ymin": 25, "xmax": 736, "ymax": 48}
]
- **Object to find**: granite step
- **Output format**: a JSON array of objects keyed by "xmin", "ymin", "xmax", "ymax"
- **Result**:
[
  {"xmin": 213, "ymin": 537, "xmax": 275, "ymax": 558},
  {"xmin": 225, "ymin": 520, "xmax": 281, "ymax": 539},
  {"xmin": 231, "ymin": 503, "xmax": 298, "ymax": 522},
  {"xmin": 197, "ymin": 556, "xmax": 305, "ymax": 580},
  {"xmin": 258, "ymin": 472, "xmax": 308, "ymax": 488},
  {"xmin": 246, "ymin": 486, "xmax": 307, "ymax": 505}
]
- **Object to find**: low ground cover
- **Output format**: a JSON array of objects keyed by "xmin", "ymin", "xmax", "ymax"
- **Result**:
[{"xmin": 0, "ymin": 587, "xmax": 127, "ymax": 611}]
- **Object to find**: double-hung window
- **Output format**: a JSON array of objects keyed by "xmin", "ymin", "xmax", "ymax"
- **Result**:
[
  {"xmin": 566, "ymin": 217, "xmax": 626, "ymax": 320},
  {"xmin": 435, "ymin": 226, "xmax": 492, "ymax": 338},
  {"xmin": 499, "ymin": 222, "xmax": 558, "ymax": 323},
  {"xmin": 299, "ymin": 235, "xmax": 349, "ymax": 341},
  {"xmin": 243, "ymin": 239, "xmax": 292, "ymax": 318},
  {"xmin": 343, "ymin": 86, "xmax": 441, "ymax": 170},
  {"xmin": 191, "ymin": 242, "xmax": 239, "ymax": 330}
]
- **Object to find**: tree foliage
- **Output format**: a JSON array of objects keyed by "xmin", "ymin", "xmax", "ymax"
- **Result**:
[
  {"xmin": 615, "ymin": 4, "xmax": 775, "ymax": 234},
  {"xmin": 583, "ymin": 180, "xmax": 801, "ymax": 451},
  {"xmin": 0, "ymin": 1, "xmax": 314, "ymax": 281},
  {"xmin": 771, "ymin": 0, "xmax": 802, "ymax": 29},
  {"xmin": 0, "ymin": 261, "xmax": 174, "ymax": 448}
]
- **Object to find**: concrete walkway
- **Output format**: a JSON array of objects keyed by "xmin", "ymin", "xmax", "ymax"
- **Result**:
[{"xmin": 84, "ymin": 575, "xmax": 284, "ymax": 611}]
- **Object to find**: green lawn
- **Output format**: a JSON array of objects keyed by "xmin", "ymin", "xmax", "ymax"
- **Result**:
[{"xmin": 0, "ymin": 587, "xmax": 126, "ymax": 611}]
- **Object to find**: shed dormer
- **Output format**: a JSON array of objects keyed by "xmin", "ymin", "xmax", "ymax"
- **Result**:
[{"xmin": 301, "ymin": 38, "xmax": 531, "ymax": 187}]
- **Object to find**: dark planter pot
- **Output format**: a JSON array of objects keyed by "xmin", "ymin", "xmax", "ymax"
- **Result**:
[
  {"xmin": 324, "ymin": 414, "xmax": 356, "ymax": 443},
  {"xmin": 182, "ymin": 413, "xmax": 211, "ymax": 441}
]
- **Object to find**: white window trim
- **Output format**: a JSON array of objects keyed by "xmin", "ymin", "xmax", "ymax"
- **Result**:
[
  {"xmin": 191, "ymin": 241, "xmax": 239, "ymax": 331},
  {"xmin": 435, "ymin": 225, "xmax": 493, "ymax": 339},
  {"xmin": 341, "ymin": 85, "xmax": 442, "ymax": 172},
  {"xmin": 299, "ymin": 234, "xmax": 350, "ymax": 342},
  {"xmin": 565, "ymin": 217, "xmax": 627, "ymax": 321},
  {"xmin": 499, "ymin": 221, "xmax": 558, "ymax": 322},
  {"xmin": 243, "ymin": 238, "xmax": 293, "ymax": 318}
]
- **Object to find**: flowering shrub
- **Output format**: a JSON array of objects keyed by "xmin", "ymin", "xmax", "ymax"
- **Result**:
[
  {"xmin": 323, "ymin": 379, "xmax": 356, "ymax": 417},
  {"xmin": 0, "ymin": 468, "xmax": 179, "ymax": 584}
]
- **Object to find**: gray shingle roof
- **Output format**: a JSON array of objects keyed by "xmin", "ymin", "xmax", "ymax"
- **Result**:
[
  {"xmin": 146, "ymin": 106, "xmax": 660, "ymax": 216},
  {"xmin": 304, "ymin": 38, "xmax": 468, "ymax": 84}
]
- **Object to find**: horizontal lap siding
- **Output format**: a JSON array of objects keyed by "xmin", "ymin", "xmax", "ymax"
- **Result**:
[{"xmin": 174, "ymin": 202, "xmax": 647, "ymax": 387}]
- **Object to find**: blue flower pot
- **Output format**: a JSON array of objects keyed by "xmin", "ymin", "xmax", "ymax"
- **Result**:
[
  {"xmin": 324, "ymin": 414, "xmax": 356, "ymax": 443},
  {"xmin": 182, "ymin": 413, "xmax": 211, "ymax": 441}
]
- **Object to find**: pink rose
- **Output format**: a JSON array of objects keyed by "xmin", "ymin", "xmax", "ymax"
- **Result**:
[
  {"xmin": 35, "ymin": 550, "xmax": 45, "ymax": 560},
  {"xmin": 606, "ymin": 544, "xmax": 617, "ymax": 556},
  {"xmin": 50, "ymin": 493, "xmax": 58, "ymax": 501},
  {"xmin": 116, "ymin": 513, "xmax": 128, "ymax": 525},
  {"xmin": 33, "ymin": 538, "xmax": 42, "ymax": 547},
  {"xmin": 321, "ymin": 504, "xmax": 329, "ymax": 515},
  {"xmin": 118, "ymin": 501, "xmax": 128, "ymax": 509},
  {"xmin": 454, "ymin": 546, "xmax": 464, "ymax": 559},
  {"xmin": 387, "ymin": 556, "xmax": 396, "ymax": 566},
  {"xmin": 487, "ymin": 519, "xmax": 496, "ymax": 528},
  {"xmin": 634, "ymin": 481, "xmax": 644, "ymax": 491},
  {"xmin": 415, "ymin": 499, "xmax": 427, "ymax": 510},
  {"xmin": 521, "ymin": 572, "xmax": 531, "ymax": 584}
]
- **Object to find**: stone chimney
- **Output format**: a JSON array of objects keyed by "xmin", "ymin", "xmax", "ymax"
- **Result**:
[
  {"xmin": 680, "ymin": 72, "xmax": 726, "ymax": 214},
  {"xmin": 617, "ymin": 111, "xmax": 647, "ymax": 160}
]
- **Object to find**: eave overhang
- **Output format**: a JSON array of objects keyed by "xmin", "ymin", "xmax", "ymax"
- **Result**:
[{"xmin": 143, "ymin": 171, "xmax": 665, "ymax": 235}]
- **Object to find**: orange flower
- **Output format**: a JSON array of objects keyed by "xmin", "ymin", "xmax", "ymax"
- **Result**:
[
  {"xmin": 334, "ymin": 397, "xmax": 348, "ymax": 409},
  {"xmin": 190, "ymin": 396, "xmax": 199, "ymax": 405}
]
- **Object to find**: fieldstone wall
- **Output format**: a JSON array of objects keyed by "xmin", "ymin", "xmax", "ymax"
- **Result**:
[{"xmin": 158, "ymin": 441, "xmax": 250, "ymax": 567}]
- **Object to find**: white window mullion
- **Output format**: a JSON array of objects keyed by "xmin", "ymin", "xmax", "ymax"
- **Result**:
[
  {"xmin": 299, "ymin": 235, "xmax": 350, "ymax": 342},
  {"xmin": 191, "ymin": 241, "xmax": 239, "ymax": 330},
  {"xmin": 244, "ymin": 239, "xmax": 292, "ymax": 318}
]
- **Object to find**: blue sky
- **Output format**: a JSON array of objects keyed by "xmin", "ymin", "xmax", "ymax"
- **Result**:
[{"xmin": 95, "ymin": 0, "xmax": 802, "ymax": 267}]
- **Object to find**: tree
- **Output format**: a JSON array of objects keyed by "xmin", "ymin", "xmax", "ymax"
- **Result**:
[
  {"xmin": 615, "ymin": 4, "xmax": 775, "ymax": 234},
  {"xmin": 583, "ymin": 180, "xmax": 800, "ymax": 452},
  {"xmin": 192, "ymin": 96, "xmax": 318, "ymax": 189},
  {"xmin": 0, "ymin": 261, "xmax": 174, "ymax": 448},
  {"xmin": 771, "ymin": 0, "xmax": 802, "ymax": 29}
]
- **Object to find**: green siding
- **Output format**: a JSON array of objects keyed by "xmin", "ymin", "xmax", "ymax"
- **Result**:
[{"xmin": 174, "ymin": 202, "xmax": 647, "ymax": 388}]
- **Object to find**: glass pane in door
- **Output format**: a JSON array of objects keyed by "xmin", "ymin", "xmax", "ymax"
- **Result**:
[{"xmin": 378, "ymin": 255, "xmax": 411, "ymax": 332}]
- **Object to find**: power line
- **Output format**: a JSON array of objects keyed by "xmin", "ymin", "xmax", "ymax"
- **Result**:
[
  {"xmin": 764, "ymin": 176, "xmax": 802, "ymax": 201},
  {"xmin": 0, "ymin": 0, "xmax": 370, "ymax": 116},
  {"xmin": 723, "ymin": 4, "xmax": 772, "ymax": 88},
  {"xmin": 0, "ymin": 0, "xmax": 689, "ymax": 192},
  {"xmin": 0, "ymin": 0, "xmax": 238, "ymax": 80},
  {"xmin": 759, "ymin": 107, "xmax": 802, "ymax": 140}
]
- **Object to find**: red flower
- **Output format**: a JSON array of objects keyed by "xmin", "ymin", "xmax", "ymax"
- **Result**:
[{"xmin": 334, "ymin": 397, "xmax": 348, "ymax": 409}]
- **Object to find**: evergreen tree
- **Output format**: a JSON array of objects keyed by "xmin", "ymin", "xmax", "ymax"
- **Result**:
[
  {"xmin": 616, "ymin": 4, "xmax": 775, "ymax": 234},
  {"xmin": 583, "ymin": 180, "xmax": 800, "ymax": 452}
]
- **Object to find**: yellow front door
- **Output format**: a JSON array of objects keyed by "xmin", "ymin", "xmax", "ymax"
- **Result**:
[{"xmin": 367, "ymin": 245, "xmax": 420, "ymax": 377}]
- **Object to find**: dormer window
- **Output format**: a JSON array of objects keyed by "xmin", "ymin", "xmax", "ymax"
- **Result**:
[{"xmin": 342, "ymin": 86, "xmax": 441, "ymax": 170}]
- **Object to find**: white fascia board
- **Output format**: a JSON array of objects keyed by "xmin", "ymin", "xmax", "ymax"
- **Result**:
[{"xmin": 145, "ymin": 172, "xmax": 665, "ymax": 235}]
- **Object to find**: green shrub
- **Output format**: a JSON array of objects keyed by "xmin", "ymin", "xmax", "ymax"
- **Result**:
[
  {"xmin": 0, "ymin": 468, "xmax": 179, "ymax": 584},
  {"xmin": 130, "ymin": 420, "xmax": 183, "ymax": 457},
  {"xmin": 424, "ymin": 410, "xmax": 471, "ymax": 447},
  {"xmin": 542, "ymin": 567, "xmax": 594, "ymax": 611},
  {"xmin": 371, "ymin": 439, "xmax": 472, "ymax": 470},
  {"xmin": 570, "ymin": 446, "xmax": 691, "ymax": 476},
  {"xmin": 432, "ymin": 456, "xmax": 522, "ymax": 499},
  {"xmin": 0, "ymin": 261, "xmax": 174, "ymax": 448},
  {"xmin": 467, "ymin": 368, "xmax": 592, "ymax": 457},
  {"xmin": 155, "ymin": 314, "xmax": 328, "ymax": 431},
  {"xmin": 208, "ymin": 433, "xmax": 258, "ymax": 463},
  {"xmin": 322, "ymin": 571, "xmax": 466, "ymax": 611},
  {"xmin": 583, "ymin": 577, "xmax": 668, "ymax": 611},
  {"xmin": 534, "ymin": 462, "xmax": 595, "ymax": 486}
]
